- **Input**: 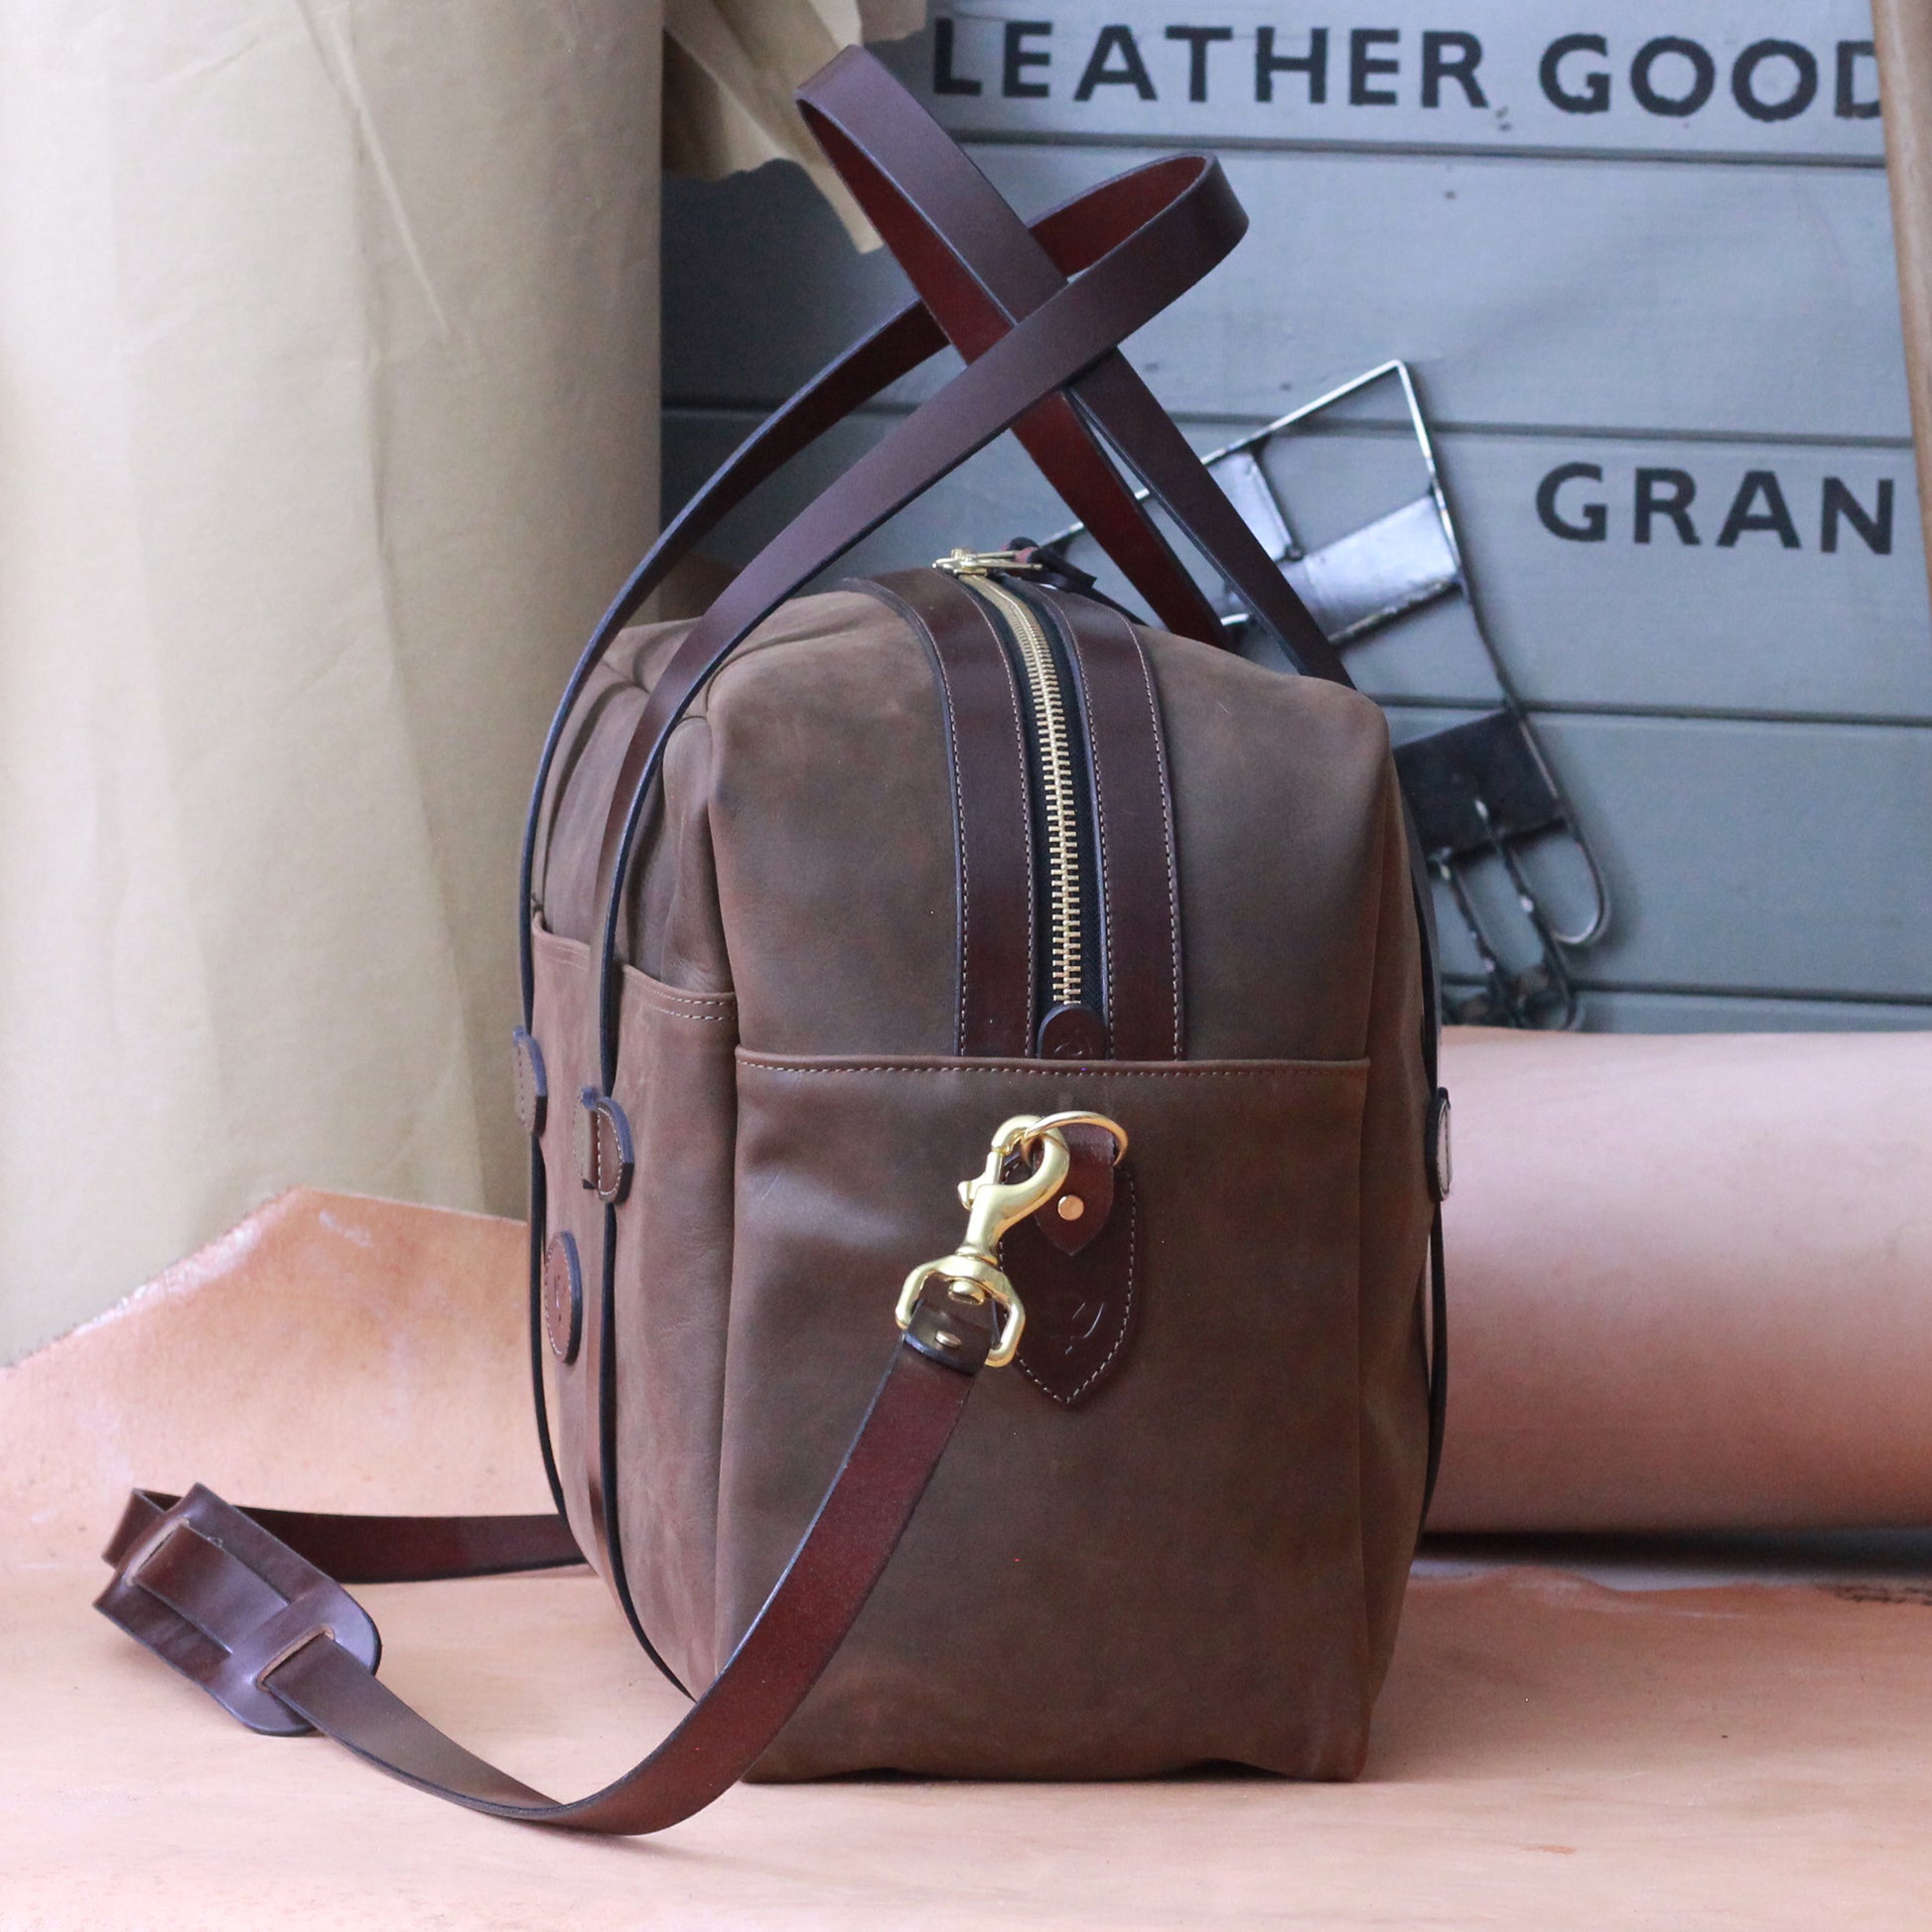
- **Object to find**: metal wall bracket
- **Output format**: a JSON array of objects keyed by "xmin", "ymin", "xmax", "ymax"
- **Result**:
[{"xmin": 1042, "ymin": 359, "xmax": 1610, "ymax": 1029}]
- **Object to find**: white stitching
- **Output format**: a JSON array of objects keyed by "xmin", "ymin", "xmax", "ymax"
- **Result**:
[
  {"xmin": 1016, "ymin": 1165, "xmax": 1138, "ymax": 1407},
  {"xmin": 735, "ymin": 1055, "xmax": 1366, "ymax": 1080},
  {"xmin": 637, "ymin": 995, "xmax": 736, "ymax": 1020},
  {"xmin": 987, "ymin": 602, "xmax": 1038, "ymax": 1039},
  {"xmin": 1127, "ymin": 629, "xmax": 1184, "ymax": 1057},
  {"xmin": 641, "ymin": 986, "xmax": 735, "ymax": 1010},
  {"xmin": 627, "ymin": 984, "xmax": 736, "ymax": 1028},
  {"xmin": 1071, "ymin": 1167, "xmax": 1137, "ymax": 1402},
  {"xmin": 925, "ymin": 635, "xmax": 973, "ymax": 1052},
  {"xmin": 1070, "ymin": 618, "xmax": 1117, "ymax": 1043}
]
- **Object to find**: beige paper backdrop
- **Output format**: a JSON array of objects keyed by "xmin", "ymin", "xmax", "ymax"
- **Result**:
[
  {"xmin": 0, "ymin": 0, "xmax": 907, "ymax": 1362},
  {"xmin": 664, "ymin": 0, "xmax": 924, "ymax": 244}
]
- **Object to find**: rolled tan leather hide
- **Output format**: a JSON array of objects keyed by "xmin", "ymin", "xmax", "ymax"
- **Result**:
[{"xmin": 1429, "ymin": 1029, "xmax": 1932, "ymax": 1531}]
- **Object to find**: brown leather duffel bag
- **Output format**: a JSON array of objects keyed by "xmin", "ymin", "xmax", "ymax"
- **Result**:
[{"xmin": 98, "ymin": 48, "xmax": 1446, "ymax": 1832}]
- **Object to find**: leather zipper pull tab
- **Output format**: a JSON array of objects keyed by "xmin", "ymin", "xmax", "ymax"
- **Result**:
[
  {"xmin": 1006, "ymin": 539, "xmax": 1100, "ymax": 600},
  {"xmin": 1035, "ymin": 1003, "xmax": 1107, "ymax": 1059}
]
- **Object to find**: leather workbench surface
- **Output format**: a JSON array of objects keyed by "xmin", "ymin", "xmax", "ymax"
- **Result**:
[{"xmin": 5, "ymin": 1188, "xmax": 1929, "ymax": 1928}]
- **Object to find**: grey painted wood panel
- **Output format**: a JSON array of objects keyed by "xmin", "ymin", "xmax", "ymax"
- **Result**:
[
  {"xmin": 880, "ymin": 3, "xmax": 1884, "ymax": 161},
  {"xmin": 664, "ymin": 145, "xmax": 1908, "ymax": 439},
  {"xmin": 1393, "ymin": 705, "xmax": 1932, "ymax": 1000},
  {"xmin": 1508, "ymin": 988, "xmax": 1932, "ymax": 1032},
  {"xmin": 1374, "ymin": 431, "xmax": 1932, "ymax": 718},
  {"xmin": 664, "ymin": 406, "xmax": 1932, "ymax": 719}
]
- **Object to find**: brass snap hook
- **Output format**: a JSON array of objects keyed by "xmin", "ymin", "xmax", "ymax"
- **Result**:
[{"xmin": 896, "ymin": 1112, "xmax": 1124, "ymax": 1368}]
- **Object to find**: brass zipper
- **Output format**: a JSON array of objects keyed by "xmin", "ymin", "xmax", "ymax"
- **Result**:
[{"xmin": 937, "ymin": 548, "xmax": 1084, "ymax": 1013}]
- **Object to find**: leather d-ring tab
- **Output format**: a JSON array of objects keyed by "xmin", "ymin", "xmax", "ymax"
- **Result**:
[
  {"xmin": 544, "ymin": 1233, "xmax": 584, "ymax": 1364},
  {"xmin": 1034, "ymin": 1123, "xmax": 1117, "ymax": 1258},
  {"xmin": 1427, "ymin": 1088, "xmax": 1453, "ymax": 1202},
  {"xmin": 575, "ymin": 1088, "xmax": 634, "ymax": 1203},
  {"xmin": 1011, "ymin": 1165, "xmax": 1141, "ymax": 1408},
  {"xmin": 92, "ymin": 1484, "xmax": 380, "ymax": 1737},
  {"xmin": 511, "ymin": 1028, "xmax": 547, "ymax": 1137}
]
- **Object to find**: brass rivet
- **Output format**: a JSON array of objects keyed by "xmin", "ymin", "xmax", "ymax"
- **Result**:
[
  {"xmin": 933, "ymin": 1328, "xmax": 963, "ymax": 1350},
  {"xmin": 1056, "ymin": 1194, "xmax": 1085, "ymax": 1222}
]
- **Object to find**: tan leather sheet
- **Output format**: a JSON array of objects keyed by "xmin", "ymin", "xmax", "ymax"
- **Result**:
[
  {"xmin": 1433, "ymin": 1029, "xmax": 1932, "ymax": 1530},
  {"xmin": 5, "ymin": 1186, "xmax": 1929, "ymax": 1926}
]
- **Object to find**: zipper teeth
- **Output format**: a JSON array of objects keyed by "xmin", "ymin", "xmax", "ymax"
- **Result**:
[{"xmin": 959, "ymin": 573, "xmax": 1083, "ymax": 1011}]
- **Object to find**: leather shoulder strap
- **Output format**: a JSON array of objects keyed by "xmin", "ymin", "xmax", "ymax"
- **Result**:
[
  {"xmin": 97, "ymin": 1286, "xmax": 997, "ymax": 1834},
  {"xmin": 796, "ymin": 52, "xmax": 1349, "ymax": 687}
]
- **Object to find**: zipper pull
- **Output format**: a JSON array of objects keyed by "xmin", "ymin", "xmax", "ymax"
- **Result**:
[
  {"xmin": 1004, "ymin": 539, "xmax": 1103, "ymax": 601},
  {"xmin": 934, "ymin": 547, "xmax": 1041, "ymax": 577},
  {"xmin": 1036, "ymin": 1003, "xmax": 1108, "ymax": 1059}
]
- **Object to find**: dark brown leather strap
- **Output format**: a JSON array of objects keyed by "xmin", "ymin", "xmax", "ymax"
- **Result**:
[
  {"xmin": 578, "ymin": 1198, "xmax": 624, "ymax": 1621},
  {"xmin": 793, "ymin": 52, "xmax": 1351, "ymax": 688},
  {"xmin": 97, "ymin": 1287, "xmax": 995, "ymax": 1834},
  {"xmin": 102, "ymin": 1494, "xmax": 580, "ymax": 1584},
  {"xmin": 798, "ymin": 80, "xmax": 1223, "ymax": 647},
  {"xmin": 519, "ymin": 137, "xmax": 1299, "ymax": 997},
  {"xmin": 1425, "ymin": 1207, "xmax": 1449, "ymax": 1515},
  {"xmin": 586, "ymin": 52, "xmax": 1358, "ymax": 1078},
  {"xmin": 1036, "ymin": 588, "xmax": 1184, "ymax": 1061},
  {"xmin": 856, "ymin": 571, "xmax": 1037, "ymax": 1055},
  {"xmin": 517, "ymin": 156, "xmax": 1255, "ymax": 1017}
]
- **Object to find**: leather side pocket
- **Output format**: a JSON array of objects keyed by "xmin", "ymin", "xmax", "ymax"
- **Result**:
[
  {"xmin": 719, "ymin": 1051, "xmax": 1373, "ymax": 1781},
  {"xmin": 528, "ymin": 924, "xmax": 605, "ymax": 1585},
  {"xmin": 610, "ymin": 959, "xmax": 739, "ymax": 1691},
  {"xmin": 528, "ymin": 923, "xmax": 739, "ymax": 1692}
]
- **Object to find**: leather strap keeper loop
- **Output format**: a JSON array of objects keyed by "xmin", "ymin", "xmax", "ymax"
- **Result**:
[
  {"xmin": 575, "ymin": 1089, "xmax": 634, "ymax": 1203},
  {"xmin": 1427, "ymin": 1088, "xmax": 1453, "ymax": 1203},
  {"xmin": 511, "ymin": 1027, "xmax": 547, "ymax": 1137},
  {"xmin": 94, "ymin": 1485, "xmax": 381, "ymax": 1737}
]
